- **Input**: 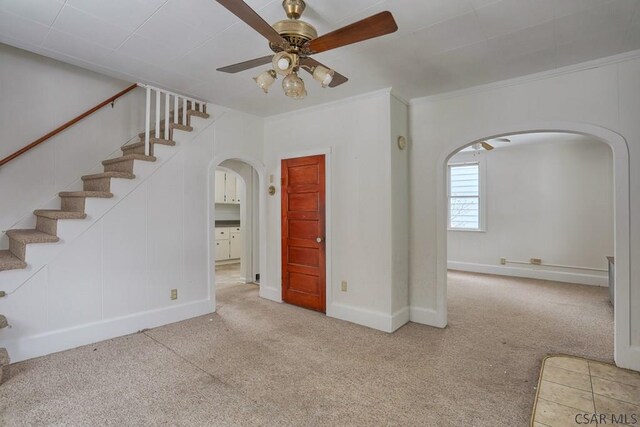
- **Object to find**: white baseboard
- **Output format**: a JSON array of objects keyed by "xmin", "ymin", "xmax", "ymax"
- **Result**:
[
  {"xmin": 328, "ymin": 303, "xmax": 406, "ymax": 333},
  {"xmin": 447, "ymin": 261, "xmax": 608, "ymax": 287},
  {"xmin": 259, "ymin": 285, "xmax": 282, "ymax": 303},
  {"xmin": 617, "ymin": 345, "xmax": 640, "ymax": 372},
  {"xmin": 409, "ymin": 306, "xmax": 447, "ymax": 328},
  {"xmin": 391, "ymin": 306, "xmax": 410, "ymax": 332},
  {"xmin": 3, "ymin": 299, "xmax": 212, "ymax": 363}
]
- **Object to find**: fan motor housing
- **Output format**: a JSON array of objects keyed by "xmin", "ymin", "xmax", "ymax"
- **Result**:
[{"xmin": 271, "ymin": 19, "xmax": 317, "ymax": 51}]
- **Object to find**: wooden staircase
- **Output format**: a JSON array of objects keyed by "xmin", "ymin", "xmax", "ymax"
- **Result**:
[
  {"xmin": 0, "ymin": 84, "xmax": 210, "ymax": 376},
  {"xmin": 0, "ymin": 108, "xmax": 208, "ymax": 273}
]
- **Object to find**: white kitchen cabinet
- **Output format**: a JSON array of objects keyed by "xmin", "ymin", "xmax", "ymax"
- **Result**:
[
  {"xmin": 225, "ymin": 173, "xmax": 236, "ymax": 203},
  {"xmin": 215, "ymin": 169, "xmax": 241, "ymax": 204},
  {"xmin": 235, "ymin": 177, "xmax": 243, "ymax": 204},
  {"xmin": 229, "ymin": 232, "xmax": 242, "ymax": 259},
  {"xmin": 215, "ymin": 240, "xmax": 229, "ymax": 261},
  {"xmin": 215, "ymin": 227, "xmax": 242, "ymax": 262},
  {"xmin": 215, "ymin": 170, "xmax": 226, "ymax": 204}
]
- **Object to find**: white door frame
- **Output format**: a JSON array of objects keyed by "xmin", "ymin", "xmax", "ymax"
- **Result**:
[{"xmin": 433, "ymin": 122, "xmax": 635, "ymax": 370}]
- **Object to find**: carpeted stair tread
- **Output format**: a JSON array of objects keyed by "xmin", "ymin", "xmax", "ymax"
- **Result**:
[
  {"xmin": 6, "ymin": 229, "xmax": 59, "ymax": 244},
  {"xmin": 0, "ymin": 250, "xmax": 27, "ymax": 271},
  {"xmin": 126, "ymin": 138, "xmax": 175, "ymax": 149},
  {"xmin": 59, "ymin": 191, "xmax": 113, "ymax": 198},
  {"xmin": 187, "ymin": 109, "xmax": 209, "ymax": 118},
  {"xmin": 102, "ymin": 154, "xmax": 156, "ymax": 165},
  {"xmin": 171, "ymin": 123, "xmax": 193, "ymax": 131},
  {"xmin": 81, "ymin": 172, "xmax": 135, "ymax": 181},
  {"xmin": 0, "ymin": 347, "xmax": 8, "ymax": 384},
  {"xmin": 137, "ymin": 124, "xmax": 192, "ymax": 139},
  {"xmin": 33, "ymin": 210, "xmax": 87, "ymax": 220}
]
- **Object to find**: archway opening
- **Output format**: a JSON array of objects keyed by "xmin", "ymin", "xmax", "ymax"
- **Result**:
[
  {"xmin": 437, "ymin": 127, "xmax": 630, "ymax": 368},
  {"xmin": 209, "ymin": 156, "xmax": 267, "ymax": 311}
]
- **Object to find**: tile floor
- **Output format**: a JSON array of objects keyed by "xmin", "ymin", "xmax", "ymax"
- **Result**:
[{"xmin": 533, "ymin": 356, "xmax": 640, "ymax": 426}]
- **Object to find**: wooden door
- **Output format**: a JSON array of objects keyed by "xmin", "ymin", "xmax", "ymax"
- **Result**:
[{"xmin": 281, "ymin": 155, "xmax": 326, "ymax": 313}]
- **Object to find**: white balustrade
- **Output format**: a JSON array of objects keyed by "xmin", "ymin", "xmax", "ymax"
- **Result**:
[{"xmin": 137, "ymin": 83, "xmax": 208, "ymax": 156}]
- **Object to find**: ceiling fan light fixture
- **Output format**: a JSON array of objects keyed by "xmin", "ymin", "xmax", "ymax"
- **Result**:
[
  {"xmin": 272, "ymin": 51, "xmax": 297, "ymax": 76},
  {"xmin": 282, "ymin": 71, "xmax": 306, "ymax": 99},
  {"xmin": 253, "ymin": 69, "xmax": 277, "ymax": 93},
  {"xmin": 312, "ymin": 65, "xmax": 334, "ymax": 88}
]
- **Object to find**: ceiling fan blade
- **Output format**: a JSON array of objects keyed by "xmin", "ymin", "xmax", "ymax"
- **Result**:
[
  {"xmin": 217, "ymin": 55, "xmax": 273, "ymax": 73},
  {"xmin": 481, "ymin": 142, "xmax": 495, "ymax": 151},
  {"xmin": 304, "ymin": 11, "xmax": 398, "ymax": 54},
  {"xmin": 215, "ymin": 0, "xmax": 289, "ymax": 49},
  {"xmin": 299, "ymin": 57, "xmax": 349, "ymax": 87}
]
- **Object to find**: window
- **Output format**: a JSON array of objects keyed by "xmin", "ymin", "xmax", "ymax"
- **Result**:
[{"xmin": 448, "ymin": 162, "xmax": 484, "ymax": 231}]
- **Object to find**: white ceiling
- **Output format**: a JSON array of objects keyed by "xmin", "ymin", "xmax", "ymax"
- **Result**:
[
  {"xmin": 456, "ymin": 132, "xmax": 600, "ymax": 154},
  {"xmin": 1, "ymin": 0, "xmax": 639, "ymax": 116}
]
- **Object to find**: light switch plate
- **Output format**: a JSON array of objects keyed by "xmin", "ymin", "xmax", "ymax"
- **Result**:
[
  {"xmin": 341, "ymin": 281, "xmax": 347, "ymax": 292},
  {"xmin": 171, "ymin": 289, "xmax": 178, "ymax": 300}
]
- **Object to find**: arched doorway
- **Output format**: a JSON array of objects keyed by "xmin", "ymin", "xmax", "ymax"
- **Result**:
[
  {"xmin": 208, "ymin": 155, "xmax": 268, "ymax": 311},
  {"xmin": 434, "ymin": 123, "xmax": 631, "ymax": 368}
]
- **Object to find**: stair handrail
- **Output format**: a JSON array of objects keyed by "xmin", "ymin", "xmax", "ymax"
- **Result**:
[{"xmin": 0, "ymin": 83, "xmax": 139, "ymax": 168}]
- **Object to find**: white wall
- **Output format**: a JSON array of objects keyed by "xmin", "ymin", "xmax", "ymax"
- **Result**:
[
  {"xmin": 0, "ymin": 86, "xmax": 265, "ymax": 362},
  {"xmin": 0, "ymin": 43, "xmax": 145, "ymax": 245},
  {"xmin": 447, "ymin": 137, "xmax": 614, "ymax": 286},
  {"xmin": 263, "ymin": 89, "xmax": 409, "ymax": 332},
  {"xmin": 390, "ymin": 96, "xmax": 409, "ymax": 321},
  {"xmin": 409, "ymin": 53, "xmax": 640, "ymax": 370}
]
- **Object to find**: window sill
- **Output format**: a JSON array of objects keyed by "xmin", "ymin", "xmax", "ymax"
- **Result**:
[{"xmin": 447, "ymin": 228, "xmax": 486, "ymax": 233}]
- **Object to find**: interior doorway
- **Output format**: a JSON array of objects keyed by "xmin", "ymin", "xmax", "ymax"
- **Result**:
[
  {"xmin": 438, "ymin": 127, "xmax": 631, "ymax": 367},
  {"xmin": 213, "ymin": 159, "xmax": 261, "ymax": 295}
]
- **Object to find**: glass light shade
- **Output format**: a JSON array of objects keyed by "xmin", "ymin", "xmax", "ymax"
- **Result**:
[
  {"xmin": 272, "ymin": 51, "xmax": 297, "ymax": 76},
  {"xmin": 312, "ymin": 65, "xmax": 334, "ymax": 88},
  {"xmin": 277, "ymin": 57, "xmax": 290, "ymax": 70},
  {"xmin": 253, "ymin": 69, "xmax": 277, "ymax": 94},
  {"xmin": 282, "ymin": 72, "xmax": 306, "ymax": 99}
]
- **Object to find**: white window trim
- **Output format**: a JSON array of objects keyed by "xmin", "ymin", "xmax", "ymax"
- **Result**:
[{"xmin": 447, "ymin": 159, "xmax": 486, "ymax": 232}]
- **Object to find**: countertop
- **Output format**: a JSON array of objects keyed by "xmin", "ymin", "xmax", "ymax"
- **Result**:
[{"xmin": 215, "ymin": 221, "xmax": 240, "ymax": 228}]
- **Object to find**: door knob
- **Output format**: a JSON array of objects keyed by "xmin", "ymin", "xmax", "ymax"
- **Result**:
[{"xmin": 316, "ymin": 237, "xmax": 324, "ymax": 243}]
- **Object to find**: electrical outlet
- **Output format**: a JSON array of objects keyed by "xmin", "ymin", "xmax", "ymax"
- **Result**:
[
  {"xmin": 500, "ymin": 258, "xmax": 506, "ymax": 265},
  {"xmin": 0, "ymin": 291, "xmax": 6, "ymax": 298},
  {"xmin": 530, "ymin": 258, "xmax": 542, "ymax": 265},
  {"xmin": 170, "ymin": 289, "xmax": 178, "ymax": 300},
  {"xmin": 341, "ymin": 281, "xmax": 348, "ymax": 292}
]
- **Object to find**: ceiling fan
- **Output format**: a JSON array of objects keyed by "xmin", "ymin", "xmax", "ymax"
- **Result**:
[
  {"xmin": 471, "ymin": 137, "xmax": 512, "ymax": 151},
  {"xmin": 473, "ymin": 142, "xmax": 495, "ymax": 151},
  {"xmin": 215, "ymin": 0, "xmax": 398, "ymax": 99}
]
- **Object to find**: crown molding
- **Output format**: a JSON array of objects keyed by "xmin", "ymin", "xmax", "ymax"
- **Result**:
[{"xmin": 409, "ymin": 48, "xmax": 640, "ymax": 106}]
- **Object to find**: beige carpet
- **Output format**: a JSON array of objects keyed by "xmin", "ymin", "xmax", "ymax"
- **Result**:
[{"xmin": 0, "ymin": 271, "xmax": 613, "ymax": 426}]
